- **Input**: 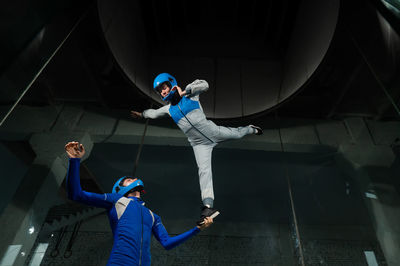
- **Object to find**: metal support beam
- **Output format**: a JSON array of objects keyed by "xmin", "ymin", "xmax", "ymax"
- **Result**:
[
  {"xmin": 348, "ymin": 30, "xmax": 400, "ymax": 118},
  {"xmin": 327, "ymin": 61, "xmax": 364, "ymax": 118},
  {"xmin": 0, "ymin": 14, "xmax": 86, "ymax": 127}
]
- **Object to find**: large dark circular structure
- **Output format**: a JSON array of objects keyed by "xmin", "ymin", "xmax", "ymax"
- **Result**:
[{"xmin": 98, "ymin": 0, "xmax": 340, "ymax": 119}]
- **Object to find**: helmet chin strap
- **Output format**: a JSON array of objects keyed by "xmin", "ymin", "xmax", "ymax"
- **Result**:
[
  {"xmin": 126, "ymin": 190, "xmax": 141, "ymax": 197},
  {"xmin": 127, "ymin": 186, "xmax": 145, "ymax": 196}
]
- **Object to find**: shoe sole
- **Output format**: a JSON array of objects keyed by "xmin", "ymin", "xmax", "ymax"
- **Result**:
[
  {"xmin": 210, "ymin": 211, "xmax": 220, "ymax": 219},
  {"xmin": 198, "ymin": 211, "xmax": 220, "ymax": 225}
]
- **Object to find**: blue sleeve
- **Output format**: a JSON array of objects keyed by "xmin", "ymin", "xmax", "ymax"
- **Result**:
[
  {"xmin": 66, "ymin": 158, "xmax": 115, "ymax": 209},
  {"xmin": 152, "ymin": 214, "xmax": 200, "ymax": 250}
]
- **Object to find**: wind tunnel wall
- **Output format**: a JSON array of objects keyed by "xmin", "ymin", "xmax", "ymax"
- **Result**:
[{"xmin": 97, "ymin": 0, "xmax": 339, "ymax": 119}]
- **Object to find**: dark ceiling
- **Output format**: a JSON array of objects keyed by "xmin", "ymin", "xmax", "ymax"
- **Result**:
[
  {"xmin": 2, "ymin": 0, "xmax": 400, "ymax": 124},
  {"xmin": 139, "ymin": 0, "xmax": 300, "ymax": 59}
]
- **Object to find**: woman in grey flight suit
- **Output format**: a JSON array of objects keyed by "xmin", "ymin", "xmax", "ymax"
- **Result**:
[{"xmin": 131, "ymin": 73, "xmax": 263, "ymax": 224}]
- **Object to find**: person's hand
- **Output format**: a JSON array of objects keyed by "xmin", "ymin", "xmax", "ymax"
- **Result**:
[
  {"xmin": 174, "ymin": 86, "xmax": 186, "ymax": 97},
  {"xmin": 65, "ymin": 141, "xmax": 85, "ymax": 159},
  {"xmin": 130, "ymin": 111, "xmax": 143, "ymax": 119},
  {"xmin": 196, "ymin": 217, "xmax": 213, "ymax": 230}
]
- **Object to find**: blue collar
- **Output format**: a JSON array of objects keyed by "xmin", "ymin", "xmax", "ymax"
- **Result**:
[{"xmin": 128, "ymin": 196, "xmax": 144, "ymax": 204}]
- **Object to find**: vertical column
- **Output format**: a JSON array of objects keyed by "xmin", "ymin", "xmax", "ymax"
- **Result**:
[{"xmin": 0, "ymin": 132, "xmax": 93, "ymax": 265}]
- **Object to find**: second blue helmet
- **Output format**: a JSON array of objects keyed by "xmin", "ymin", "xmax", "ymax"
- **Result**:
[
  {"xmin": 153, "ymin": 73, "xmax": 178, "ymax": 101},
  {"xmin": 112, "ymin": 176, "xmax": 145, "ymax": 196}
]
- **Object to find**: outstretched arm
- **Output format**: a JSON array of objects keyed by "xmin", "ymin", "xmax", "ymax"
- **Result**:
[
  {"xmin": 152, "ymin": 215, "xmax": 213, "ymax": 250},
  {"xmin": 65, "ymin": 142, "xmax": 113, "ymax": 209},
  {"xmin": 130, "ymin": 104, "xmax": 170, "ymax": 120}
]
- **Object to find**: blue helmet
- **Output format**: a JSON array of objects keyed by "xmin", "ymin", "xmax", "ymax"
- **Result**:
[
  {"xmin": 153, "ymin": 73, "xmax": 178, "ymax": 102},
  {"xmin": 112, "ymin": 176, "xmax": 145, "ymax": 196}
]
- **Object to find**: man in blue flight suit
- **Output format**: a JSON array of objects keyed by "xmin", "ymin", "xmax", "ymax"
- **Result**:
[
  {"xmin": 65, "ymin": 141, "xmax": 213, "ymax": 266},
  {"xmin": 130, "ymin": 73, "xmax": 263, "ymax": 225}
]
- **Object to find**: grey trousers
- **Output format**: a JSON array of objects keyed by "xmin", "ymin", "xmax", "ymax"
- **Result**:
[{"xmin": 190, "ymin": 123, "xmax": 255, "ymax": 206}]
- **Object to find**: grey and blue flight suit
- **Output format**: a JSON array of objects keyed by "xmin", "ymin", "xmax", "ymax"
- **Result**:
[
  {"xmin": 67, "ymin": 158, "xmax": 200, "ymax": 266},
  {"xmin": 142, "ymin": 79, "xmax": 256, "ymax": 207}
]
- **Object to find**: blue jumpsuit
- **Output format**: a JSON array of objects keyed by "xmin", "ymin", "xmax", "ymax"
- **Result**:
[{"xmin": 66, "ymin": 158, "xmax": 200, "ymax": 266}]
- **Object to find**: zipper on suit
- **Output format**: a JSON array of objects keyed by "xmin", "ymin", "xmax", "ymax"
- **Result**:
[{"xmin": 139, "ymin": 203, "xmax": 143, "ymax": 266}]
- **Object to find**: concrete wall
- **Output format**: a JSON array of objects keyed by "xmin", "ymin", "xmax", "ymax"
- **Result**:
[
  {"xmin": 0, "ymin": 143, "xmax": 31, "ymax": 216},
  {"xmin": 28, "ymin": 144, "xmax": 386, "ymax": 265},
  {"xmin": 0, "ymin": 104, "xmax": 399, "ymax": 265},
  {"xmin": 34, "ymin": 215, "xmax": 293, "ymax": 266}
]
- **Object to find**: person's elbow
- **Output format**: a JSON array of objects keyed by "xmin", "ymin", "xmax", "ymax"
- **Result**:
[
  {"xmin": 164, "ymin": 245, "xmax": 173, "ymax": 251},
  {"xmin": 160, "ymin": 240, "xmax": 175, "ymax": 250},
  {"xmin": 68, "ymin": 192, "xmax": 79, "ymax": 202},
  {"xmin": 200, "ymin": 80, "xmax": 209, "ymax": 90},
  {"xmin": 67, "ymin": 189, "xmax": 83, "ymax": 202}
]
